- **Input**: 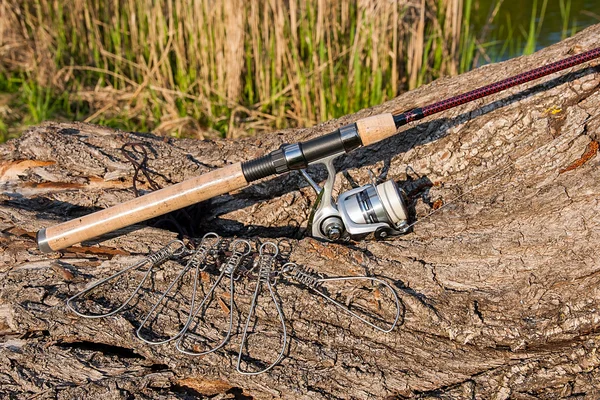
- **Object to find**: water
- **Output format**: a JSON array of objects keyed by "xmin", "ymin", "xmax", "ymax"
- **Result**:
[{"xmin": 473, "ymin": 0, "xmax": 600, "ymax": 61}]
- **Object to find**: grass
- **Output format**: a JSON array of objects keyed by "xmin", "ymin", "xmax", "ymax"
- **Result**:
[{"xmin": 0, "ymin": 0, "xmax": 589, "ymax": 142}]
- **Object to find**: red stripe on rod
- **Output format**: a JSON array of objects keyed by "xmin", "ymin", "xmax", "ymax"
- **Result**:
[{"xmin": 395, "ymin": 47, "xmax": 600, "ymax": 126}]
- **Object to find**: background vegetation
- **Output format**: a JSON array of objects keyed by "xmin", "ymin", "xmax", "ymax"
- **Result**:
[{"xmin": 0, "ymin": 0, "xmax": 598, "ymax": 142}]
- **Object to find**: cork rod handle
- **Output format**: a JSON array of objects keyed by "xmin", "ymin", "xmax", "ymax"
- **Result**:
[
  {"xmin": 38, "ymin": 162, "xmax": 248, "ymax": 252},
  {"xmin": 355, "ymin": 113, "xmax": 397, "ymax": 146}
]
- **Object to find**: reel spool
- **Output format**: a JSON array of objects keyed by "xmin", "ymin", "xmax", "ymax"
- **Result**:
[
  {"xmin": 302, "ymin": 155, "xmax": 409, "ymax": 241},
  {"xmin": 339, "ymin": 180, "xmax": 409, "ymax": 239}
]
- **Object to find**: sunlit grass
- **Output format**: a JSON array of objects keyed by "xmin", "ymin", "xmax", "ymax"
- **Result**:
[{"xmin": 0, "ymin": 0, "xmax": 586, "ymax": 142}]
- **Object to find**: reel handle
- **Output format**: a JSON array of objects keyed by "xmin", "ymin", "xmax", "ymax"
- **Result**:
[{"xmin": 37, "ymin": 163, "xmax": 248, "ymax": 252}]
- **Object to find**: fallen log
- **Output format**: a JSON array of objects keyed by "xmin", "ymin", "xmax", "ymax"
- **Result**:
[{"xmin": 1, "ymin": 25, "xmax": 600, "ymax": 399}]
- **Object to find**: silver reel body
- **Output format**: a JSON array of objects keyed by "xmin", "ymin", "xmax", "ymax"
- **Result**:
[{"xmin": 302, "ymin": 154, "xmax": 410, "ymax": 241}]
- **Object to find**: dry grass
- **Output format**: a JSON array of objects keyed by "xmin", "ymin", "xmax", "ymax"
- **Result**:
[{"xmin": 0, "ymin": 0, "xmax": 497, "ymax": 139}]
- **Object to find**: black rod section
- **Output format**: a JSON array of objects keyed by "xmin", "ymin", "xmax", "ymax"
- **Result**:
[{"xmin": 242, "ymin": 123, "xmax": 362, "ymax": 182}]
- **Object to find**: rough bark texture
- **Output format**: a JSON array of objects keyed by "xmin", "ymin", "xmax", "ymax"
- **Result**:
[{"xmin": 2, "ymin": 26, "xmax": 600, "ymax": 400}]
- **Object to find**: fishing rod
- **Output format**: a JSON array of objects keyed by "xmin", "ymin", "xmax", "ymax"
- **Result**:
[{"xmin": 37, "ymin": 47, "xmax": 600, "ymax": 252}]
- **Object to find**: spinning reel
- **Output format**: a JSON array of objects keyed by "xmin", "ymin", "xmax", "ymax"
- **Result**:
[{"xmin": 301, "ymin": 154, "xmax": 410, "ymax": 241}]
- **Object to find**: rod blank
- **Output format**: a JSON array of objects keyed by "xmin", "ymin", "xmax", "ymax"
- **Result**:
[{"xmin": 37, "ymin": 47, "xmax": 600, "ymax": 252}]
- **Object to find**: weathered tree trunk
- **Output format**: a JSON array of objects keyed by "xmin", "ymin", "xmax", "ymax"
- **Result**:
[{"xmin": 2, "ymin": 26, "xmax": 600, "ymax": 399}]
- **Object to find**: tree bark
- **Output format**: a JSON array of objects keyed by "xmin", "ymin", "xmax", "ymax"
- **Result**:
[{"xmin": 2, "ymin": 26, "xmax": 600, "ymax": 399}]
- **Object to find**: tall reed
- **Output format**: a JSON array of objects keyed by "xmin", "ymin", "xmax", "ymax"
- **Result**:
[{"xmin": 0, "ymin": 0, "xmax": 578, "ymax": 140}]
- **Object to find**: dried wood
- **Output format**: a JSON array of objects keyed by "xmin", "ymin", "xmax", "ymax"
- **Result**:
[{"xmin": 1, "ymin": 26, "xmax": 600, "ymax": 399}]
